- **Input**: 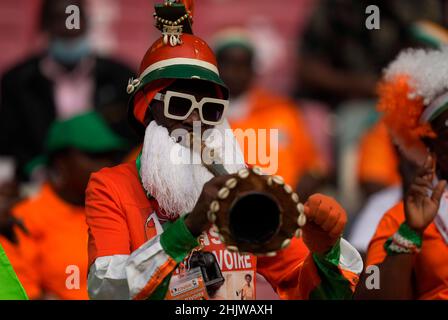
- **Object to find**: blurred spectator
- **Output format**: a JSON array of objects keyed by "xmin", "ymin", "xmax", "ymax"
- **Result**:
[
  {"xmin": 296, "ymin": 0, "xmax": 444, "ymax": 107},
  {"xmin": 348, "ymin": 20, "xmax": 448, "ymax": 268},
  {"xmin": 0, "ymin": 180, "xmax": 26, "ymax": 244},
  {"xmin": 348, "ymin": 150, "xmax": 417, "ymax": 258},
  {"xmin": 357, "ymin": 121, "xmax": 400, "ymax": 198},
  {"xmin": 296, "ymin": 0, "xmax": 445, "ymax": 212},
  {"xmin": 355, "ymin": 46, "xmax": 448, "ymax": 299},
  {"xmin": 214, "ymin": 30, "xmax": 327, "ymax": 200},
  {"xmin": 353, "ymin": 21, "xmax": 448, "ymax": 210},
  {"xmin": 0, "ymin": 0, "xmax": 137, "ymax": 182},
  {"xmin": 349, "ymin": 22, "xmax": 448, "ymax": 260},
  {"xmin": 0, "ymin": 111, "xmax": 127, "ymax": 299}
]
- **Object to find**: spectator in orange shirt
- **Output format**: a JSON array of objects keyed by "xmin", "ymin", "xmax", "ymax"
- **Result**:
[
  {"xmin": 355, "ymin": 47, "xmax": 448, "ymax": 299},
  {"xmin": 349, "ymin": 150, "xmax": 417, "ymax": 257},
  {"xmin": 214, "ymin": 30, "xmax": 326, "ymax": 200},
  {"xmin": 0, "ymin": 112, "xmax": 127, "ymax": 299},
  {"xmin": 357, "ymin": 120, "xmax": 400, "ymax": 198}
]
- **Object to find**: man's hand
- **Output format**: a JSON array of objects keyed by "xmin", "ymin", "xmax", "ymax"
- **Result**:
[
  {"xmin": 301, "ymin": 194, "xmax": 347, "ymax": 254},
  {"xmin": 404, "ymin": 156, "xmax": 447, "ymax": 235},
  {"xmin": 185, "ymin": 174, "xmax": 233, "ymax": 237}
]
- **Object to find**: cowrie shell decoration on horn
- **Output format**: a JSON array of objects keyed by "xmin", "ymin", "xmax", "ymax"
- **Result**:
[
  {"xmin": 210, "ymin": 200, "xmax": 220, "ymax": 213},
  {"xmin": 291, "ymin": 193, "xmax": 299, "ymax": 203},
  {"xmin": 207, "ymin": 211, "xmax": 216, "ymax": 223},
  {"xmin": 272, "ymin": 175, "xmax": 284, "ymax": 185},
  {"xmin": 225, "ymin": 178, "xmax": 238, "ymax": 189},
  {"xmin": 217, "ymin": 187, "xmax": 230, "ymax": 200},
  {"xmin": 281, "ymin": 238, "xmax": 291, "ymax": 249},
  {"xmin": 297, "ymin": 213, "xmax": 307, "ymax": 228},
  {"xmin": 237, "ymin": 168, "xmax": 250, "ymax": 179},
  {"xmin": 283, "ymin": 184, "xmax": 293, "ymax": 194},
  {"xmin": 252, "ymin": 166, "xmax": 263, "ymax": 175}
]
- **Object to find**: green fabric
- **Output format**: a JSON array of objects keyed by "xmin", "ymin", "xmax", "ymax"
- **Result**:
[
  {"xmin": 23, "ymin": 155, "xmax": 47, "ymax": 178},
  {"xmin": 160, "ymin": 216, "xmax": 199, "ymax": 263},
  {"xmin": 135, "ymin": 151, "xmax": 155, "ymax": 200},
  {"xmin": 135, "ymin": 151, "xmax": 143, "ymax": 185},
  {"xmin": 45, "ymin": 111, "xmax": 128, "ymax": 153},
  {"xmin": 137, "ymin": 64, "xmax": 228, "ymax": 99},
  {"xmin": 309, "ymin": 239, "xmax": 354, "ymax": 300},
  {"xmin": 149, "ymin": 217, "xmax": 198, "ymax": 300},
  {"xmin": 409, "ymin": 23, "xmax": 445, "ymax": 49},
  {"xmin": 148, "ymin": 274, "xmax": 172, "ymax": 300},
  {"xmin": 397, "ymin": 223, "xmax": 423, "ymax": 248},
  {"xmin": 0, "ymin": 244, "xmax": 28, "ymax": 300},
  {"xmin": 429, "ymin": 101, "xmax": 448, "ymax": 122},
  {"xmin": 385, "ymin": 222, "xmax": 422, "ymax": 255},
  {"xmin": 213, "ymin": 34, "xmax": 254, "ymax": 56}
]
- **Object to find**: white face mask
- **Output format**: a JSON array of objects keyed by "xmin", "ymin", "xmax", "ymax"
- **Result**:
[{"xmin": 48, "ymin": 36, "xmax": 91, "ymax": 65}]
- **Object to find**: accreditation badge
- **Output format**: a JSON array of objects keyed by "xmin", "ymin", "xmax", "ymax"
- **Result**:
[{"xmin": 165, "ymin": 267, "xmax": 209, "ymax": 300}]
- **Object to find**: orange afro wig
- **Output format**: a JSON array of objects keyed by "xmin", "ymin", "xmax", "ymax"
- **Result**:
[
  {"xmin": 376, "ymin": 47, "xmax": 448, "ymax": 164},
  {"xmin": 377, "ymin": 74, "xmax": 435, "ymax": 163}
]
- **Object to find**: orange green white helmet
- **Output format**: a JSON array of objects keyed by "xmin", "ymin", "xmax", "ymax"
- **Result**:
[{"xmin": 127, "ymin": 0, "xmax": 228, "ymax": 135}]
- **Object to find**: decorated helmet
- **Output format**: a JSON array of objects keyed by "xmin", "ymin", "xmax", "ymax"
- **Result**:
[{"xmin": 127, "ymin": 0, "xmax": 228, "ymax": 135}]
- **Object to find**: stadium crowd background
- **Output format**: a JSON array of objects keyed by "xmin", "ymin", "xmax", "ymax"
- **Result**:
[{"xmin": 0, "ymin": 0, "xmax": 447, "ymax": 299}]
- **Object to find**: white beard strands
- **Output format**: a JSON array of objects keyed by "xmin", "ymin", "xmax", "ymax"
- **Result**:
[{"xmin": 139, "ymin": 120, "xmax": 246, "ymax": 218}]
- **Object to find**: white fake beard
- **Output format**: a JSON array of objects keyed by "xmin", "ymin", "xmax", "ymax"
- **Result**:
[{"xmin": 140, "ymin": 120, "xmax": 246, "ymax": 218}]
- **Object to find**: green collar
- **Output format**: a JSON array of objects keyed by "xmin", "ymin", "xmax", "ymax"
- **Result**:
[{"xmin": 136, "ymin": 151, "xmax": 154, "ymax": 200}]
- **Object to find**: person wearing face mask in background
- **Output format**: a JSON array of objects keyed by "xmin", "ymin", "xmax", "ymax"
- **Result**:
[{"xmin": 0, "ymin": 0, "xmax": 137, "ymax": 184}]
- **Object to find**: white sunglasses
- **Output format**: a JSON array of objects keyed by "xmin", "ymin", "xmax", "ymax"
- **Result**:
[{"xmin": 154, "ymin": 90, "xmax": 229, "ymax": 125}]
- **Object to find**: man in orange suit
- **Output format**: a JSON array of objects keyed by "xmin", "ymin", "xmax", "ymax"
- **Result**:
[{"xmin": 85, "ymin": 0, "xmax": 362, "ymax": 300}]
